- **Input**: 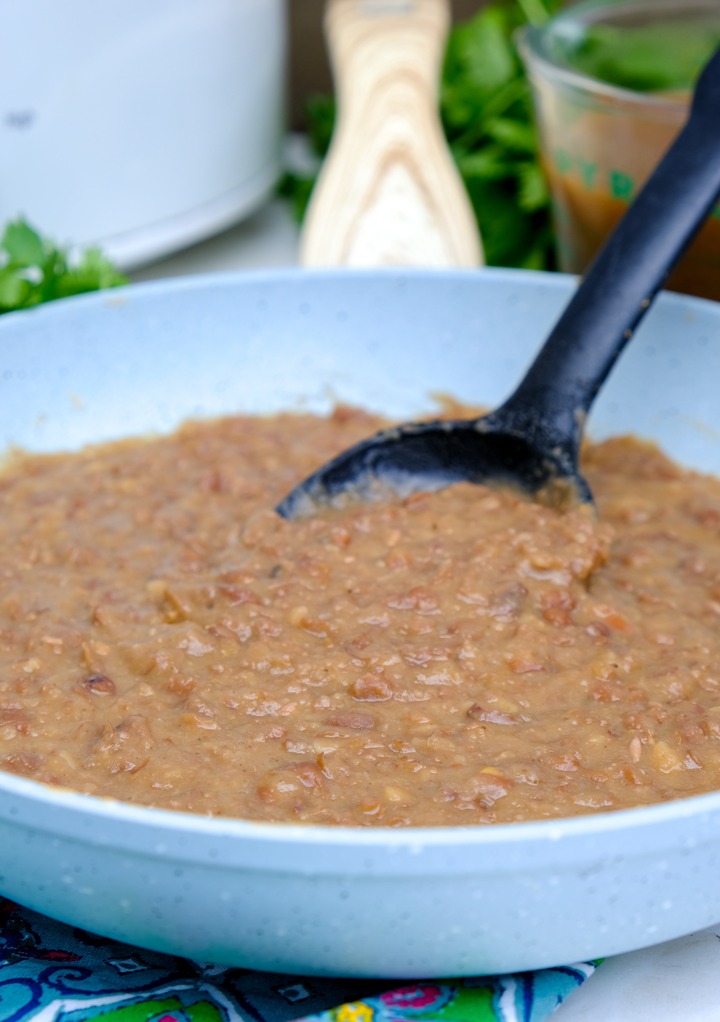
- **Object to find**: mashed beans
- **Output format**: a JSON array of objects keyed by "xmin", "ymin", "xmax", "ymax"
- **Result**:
[{"xmin": 2, "ymin": 406, "xmax": 720, "ymax": 825}]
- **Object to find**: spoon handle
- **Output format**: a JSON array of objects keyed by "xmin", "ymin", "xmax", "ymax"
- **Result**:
[
  {"xmin": 498, "ymin": 47, "xmax": 720, "ymax": 450},
  {"xmin": 300, "ymin": 0, "xmax": 482, "ymax": 268}
]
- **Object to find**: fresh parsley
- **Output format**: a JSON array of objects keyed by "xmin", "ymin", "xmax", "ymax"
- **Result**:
[
  {"xmin": 0, "ymin": 219, "xmax": 127, "ymax": 315},
  {"xmin": 279, "ymin": 0, "xmax": 564, "ymax": 270}
]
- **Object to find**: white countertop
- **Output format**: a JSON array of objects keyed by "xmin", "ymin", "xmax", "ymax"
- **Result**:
[
  {"xmin": 130, "ymin": 199, "xmax": 301, "ymax": 282},
  {"xmin": 129, "ymin": 195, "xmax": 720, "ymax": 1022}
]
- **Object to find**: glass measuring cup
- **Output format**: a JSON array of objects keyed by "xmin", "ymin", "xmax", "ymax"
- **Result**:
[{"xmin": 519, "ymin": 0, "xmax": 720, "ymax": 301}]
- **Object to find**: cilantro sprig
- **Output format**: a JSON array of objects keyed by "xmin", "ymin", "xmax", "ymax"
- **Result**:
[
  {"xmin": 441, "ymin": 0, "xmax": 563, "ymax": 269},
  {"xmin": 279, "ymin": 0, "xmax": 563, "ymax": 270},
  {"xmin": 0, "ymin": 219, "xmax": 127, "ymax": 315}
]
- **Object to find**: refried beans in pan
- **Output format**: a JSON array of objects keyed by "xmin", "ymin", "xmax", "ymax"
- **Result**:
[{"xmin": 1, "ymin": 403, "xmax": 720, "ymax": 826}]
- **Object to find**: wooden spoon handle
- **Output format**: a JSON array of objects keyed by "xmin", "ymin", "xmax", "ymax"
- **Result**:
[{"xmin": 300, "ymin": 0, "xmax": 483, "ymax": 268}]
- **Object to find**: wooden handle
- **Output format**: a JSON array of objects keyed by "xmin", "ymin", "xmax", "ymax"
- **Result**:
[{"xmin": 300, "ymin": 0, "xmax": 483, "ymax": 268}]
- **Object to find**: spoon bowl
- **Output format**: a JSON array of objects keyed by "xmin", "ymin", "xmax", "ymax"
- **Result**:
[
  {"xmin": 278, "ymin": 46, "xmax": 720, "ymax": 520},
  {"xmin": 277, "ymin": 411, "xmax": 591, "ymax": 519}
]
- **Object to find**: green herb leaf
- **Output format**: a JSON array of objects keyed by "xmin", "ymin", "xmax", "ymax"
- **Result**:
[
  {"xmin": 444, "ymin": 6, "xmax": 517, "ymax": 101},
  {"xmin": 0, "ymin": 268, "xmax": 32, "ymax": 312},
  {"xmin": 55, "ymin": 248, "xmax": 128, "ymax": 298},
  {"xmin": 2, "ymin": 220, "xmax": 46, "ymax": 266},
  {"xmin": 484, "ymin": 116, "xmax": 538, "ymax": 156},
  {"xmin": 305, "ymin": 94, "xmax": 336, "ymax": 158},
  {"xmin": 277, "ymin": 171, "xmax": 317, "ymax": 224},
  {"xmin": 0, "ymin": 218, "xmax": 127, "ymax": 315},
  {"xmin": 517, "ymin": 161, "xmax": 550, "ymax": 212}
]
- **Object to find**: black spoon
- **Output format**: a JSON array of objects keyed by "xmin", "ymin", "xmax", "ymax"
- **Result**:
[{"xmin": 278, "ymin": 48, "xmax": 720, "ymax": 520}]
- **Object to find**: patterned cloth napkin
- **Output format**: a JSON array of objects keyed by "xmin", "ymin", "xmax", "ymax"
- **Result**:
[{"xmin": 0, "ymin": 899, "xmax": 597, "ymax": 1022}]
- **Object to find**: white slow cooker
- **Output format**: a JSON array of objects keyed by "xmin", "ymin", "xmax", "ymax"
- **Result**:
[{"xmin": 0, "ymin": 0, "xmax": 287, "ymax": 269}]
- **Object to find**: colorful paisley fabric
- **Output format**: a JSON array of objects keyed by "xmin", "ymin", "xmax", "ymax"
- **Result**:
[{"xmin": 0, "ymin": 900, "xmax": 596, "ymax": 1022}]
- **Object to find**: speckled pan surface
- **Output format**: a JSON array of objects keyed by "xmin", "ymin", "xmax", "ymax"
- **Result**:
[{"xmin": 2, "ymin": 268, "xmax": 720, "ymax": 978}]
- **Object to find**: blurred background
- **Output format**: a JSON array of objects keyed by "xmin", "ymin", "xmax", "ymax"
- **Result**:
[{"xmin": 1, "ymin": 0, "xmax": 719, "ymax": 312}]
